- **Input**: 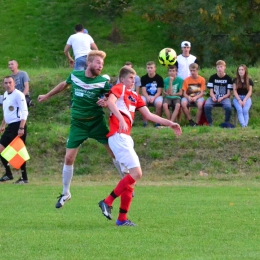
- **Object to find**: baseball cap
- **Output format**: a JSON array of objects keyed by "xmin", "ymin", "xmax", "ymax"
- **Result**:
[
  {"xmin": 83, "ymin": 28, "xmax": 88, "ymax": 34},
  {"xmin": 102, "ymin": 74, "xmax": 110, "ymax": 81},
  {"xmin": 181, "ymin": 41, "xmax": 191, "ymax": 48}
]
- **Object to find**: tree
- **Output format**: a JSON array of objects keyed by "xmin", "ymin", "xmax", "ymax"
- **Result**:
[{"xmin": 136, "ymin": 0, "xmax": 260, "ymax": 66}]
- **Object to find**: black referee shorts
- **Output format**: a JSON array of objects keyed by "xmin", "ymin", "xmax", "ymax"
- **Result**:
[{"xmin": 0, "ymin": 121, "xmax": 27, "ymax": 148}]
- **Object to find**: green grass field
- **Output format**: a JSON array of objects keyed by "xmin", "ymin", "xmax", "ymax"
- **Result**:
[
  {"xmin": 0, "ymin": 2, "xmax": 260, "ymax": 258},
  {"xmin": 1, "ymin": 181, "xmax": 260, "ymax": 260}
]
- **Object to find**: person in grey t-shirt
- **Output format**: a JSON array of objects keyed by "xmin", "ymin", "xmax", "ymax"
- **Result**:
[{"xmin": 8, "ymin": 60, "xmax": 30, "ymax": 95}]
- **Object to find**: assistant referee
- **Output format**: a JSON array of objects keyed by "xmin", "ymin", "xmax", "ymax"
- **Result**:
[{"xmin": 0, "ymin": 76, "xmax": 29, "ymax": 184}]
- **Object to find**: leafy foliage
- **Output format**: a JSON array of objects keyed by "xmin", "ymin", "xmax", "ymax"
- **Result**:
[
  {"xmin": 89, "ymin": 0, "xmax": 133, "ymax": 21},
  {"xmin": 136, "ymin": 0, "xmax": 260, "ymax": 66}
]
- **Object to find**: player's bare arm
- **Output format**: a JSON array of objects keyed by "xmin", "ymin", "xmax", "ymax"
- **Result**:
[
  {"xmin": 139, "ymin": 106, "xmax": 182, "ymax": 136},
  {"xmin": 38, "ymin": 81, "xmax": 69, "ymax": 102}
]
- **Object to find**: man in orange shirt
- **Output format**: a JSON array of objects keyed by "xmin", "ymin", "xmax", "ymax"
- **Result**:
[{"xmin": 181, "ymin": 63, "xmax": 206, "ymax": 126}]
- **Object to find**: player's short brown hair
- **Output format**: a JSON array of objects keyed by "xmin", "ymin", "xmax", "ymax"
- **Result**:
[
  {"xmin": 118, "ymin": 66, "xmax": 136, "ymax": 82},
  {"xmin": 87, "ymin": 50, "xmax": 106, "ymax": 63}
]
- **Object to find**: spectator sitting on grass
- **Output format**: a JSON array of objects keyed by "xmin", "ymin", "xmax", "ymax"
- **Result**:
[
  {"xmin": 204, "ymin": 60, "xmax": 233, "ymax": 126},
  {"xmin": 163, "ymin": 65, "xmax": 183, "ymax": 122},
  {"xmin": 141, "ymin": 61, "xmax": 164, "ymax": 127},
  {"xmin": 232, "ymin": 64, "xmax": 253, "ymax": 128},
  {"xmin": 181, "ymin": 63, "xmax": 205, "ymax": 126}
]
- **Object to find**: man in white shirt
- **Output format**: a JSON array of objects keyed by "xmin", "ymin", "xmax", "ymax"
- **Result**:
[
  {"xmin": 64, "ymin": 24, "xmax": 98, "ymax": 70},
  {"xmin": 0, "ymin": 76, "xmax": 29, "ymax": 184},
  {"xmin": 176, "ymin": 41, "xmax": 198, "ymax": 80}
]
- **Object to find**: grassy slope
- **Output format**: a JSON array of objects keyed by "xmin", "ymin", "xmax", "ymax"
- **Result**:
[
  {"xmin": 0, "ymin": 1, "xmax": 168, "ymax": 69},
  {"xmin": 0, "ymin": 66, "xmax": 260, "ymax": 180}
]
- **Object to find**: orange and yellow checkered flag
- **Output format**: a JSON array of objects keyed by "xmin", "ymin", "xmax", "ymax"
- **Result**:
[{"xmin": 1, "ymin": 136, "xmax": 30, "ymax": 169}]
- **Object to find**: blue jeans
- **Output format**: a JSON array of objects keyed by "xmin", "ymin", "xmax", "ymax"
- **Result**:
[
  {"xmin": 74, "ymin": 55, "xmax": 87, "ymax": 70},
  {"xmin": 204, "ymin": 97, "xmax": 232, "ymax": 124},
  {"xmin": 233, "ymin": 96, "xmax": 252, "ymax": 127}
]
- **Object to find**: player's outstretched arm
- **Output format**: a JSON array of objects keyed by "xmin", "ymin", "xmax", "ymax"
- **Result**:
[
  {"xmin": 139, "ymin": 106, "xmax": 182, "ymax": 136},
  {"xmin": 38, "ymin": 81, "xmax": 69, "ymax": 102}
]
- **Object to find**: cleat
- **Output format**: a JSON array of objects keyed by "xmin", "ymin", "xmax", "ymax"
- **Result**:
[
  {"xmin": 0, "ymin": 175, "xmax": 14, "ymax": 182},
  {"xmin": 14, "ymin": 178, "xmax": 28, "ymax": 184},
  {"xmin": 55, "ymin": 193, "xmax": 71, "ymax": 208},
  {"xmin": 98, "ymin": 200, "xmax": 112, "ymax": 220},
  {"xmin": 116, "ymin": 219, "xmax": 136, "ymax": 226}
]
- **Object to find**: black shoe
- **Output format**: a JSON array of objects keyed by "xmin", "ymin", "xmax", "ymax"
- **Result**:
[
  {"xmin": 55, "ymin": 193, "xmax": 71, "ymax": 208},
  {"xmin": 98, "ymin": 200, "xmax": 112, "ymax": 220},
  {"xmin": 189, "ymin": 120, "xmax": 197, "ymax": 127},
  {"xmin": 0, "ymin": 175, "xmax": 14, "ymax": 182},
  {"xmin": 14, "ymin": 178, "xmax": 29, "ymax": 184}
]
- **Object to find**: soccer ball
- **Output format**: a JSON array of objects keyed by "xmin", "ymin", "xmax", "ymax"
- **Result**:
[{"xmin": 158, "ymin": 48, "xmax": 177, "ymax": 67}]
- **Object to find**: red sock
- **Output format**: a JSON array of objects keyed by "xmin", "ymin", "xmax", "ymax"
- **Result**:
[
  {"xmin": 118, "ymin": 186, "xmax": 134, "ymax": 221},
  {"xmin": 104, "ymin": 174, "xmax": 135, "ymax": 206}
]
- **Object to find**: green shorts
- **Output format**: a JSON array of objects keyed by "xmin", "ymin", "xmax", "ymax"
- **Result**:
[{"xmin": 66, "ymin": 115, "xmax": 109, "ymax": 149}]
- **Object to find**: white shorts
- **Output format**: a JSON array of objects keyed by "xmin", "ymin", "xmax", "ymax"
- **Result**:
[{"xmin": 108, "ymin": 133, "xmax": 140, "ymax": 172}]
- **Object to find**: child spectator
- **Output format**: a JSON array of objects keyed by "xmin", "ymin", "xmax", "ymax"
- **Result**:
[
  {"xmin": 181, "ymin": 63, "xmax": 205, "ymax": 126},
  {"xmin": 163, "ymin": 65, "xmax": 183, "ymax": 122},
  {"xmin": 204, "ymin": 60, "xmax": 233, "ymax": 126},
  {"xmin": 141, "ymin": 61, "xmax": 164, "ymax": 127}
]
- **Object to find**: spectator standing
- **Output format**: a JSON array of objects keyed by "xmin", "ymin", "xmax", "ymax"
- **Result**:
[
  {"xmin": 8, "ymin": 60, "xmax": 30, "ymax": 95},
  {"xmin": 0, "ymin": 76, "xmax": 29, "ymax": 184},
  {"xmin": 233, "ymin": 64, "xmax": 253, "ymax": 127},
  {"xmin": 176, "ymin": 41, "xmax": 198, "ymax": 80},
  {"xmin": 204, "ymin": 60, "xmax": 233, "ymax": 126},
  {"xmin": 181, "ymin": 63, "xmax": 206, "ymax": 126},
  {"xmin": 64, "ymin": 24, "xmax": 98, "ymax": 70},
  {"xmin": 141, "ymin": 61, "xmax": 164, "ymax": 127},
  {"xmin": 163, "ymin": 65, "xmax": 183, "ymax": 122}
]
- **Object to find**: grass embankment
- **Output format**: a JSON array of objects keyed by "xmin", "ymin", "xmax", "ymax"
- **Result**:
[
  {"xmin": 0, "ymin": 0, "xmax": 169, "ymax": 68},
  {"xmin": 0, "ymin": 67, "xmax": 259, "ymax": 181}
]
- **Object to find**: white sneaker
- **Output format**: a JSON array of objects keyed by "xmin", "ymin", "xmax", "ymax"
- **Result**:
[{"xmin": 55, "ymin": 193, "xmax": 71, "ymax": 208}]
